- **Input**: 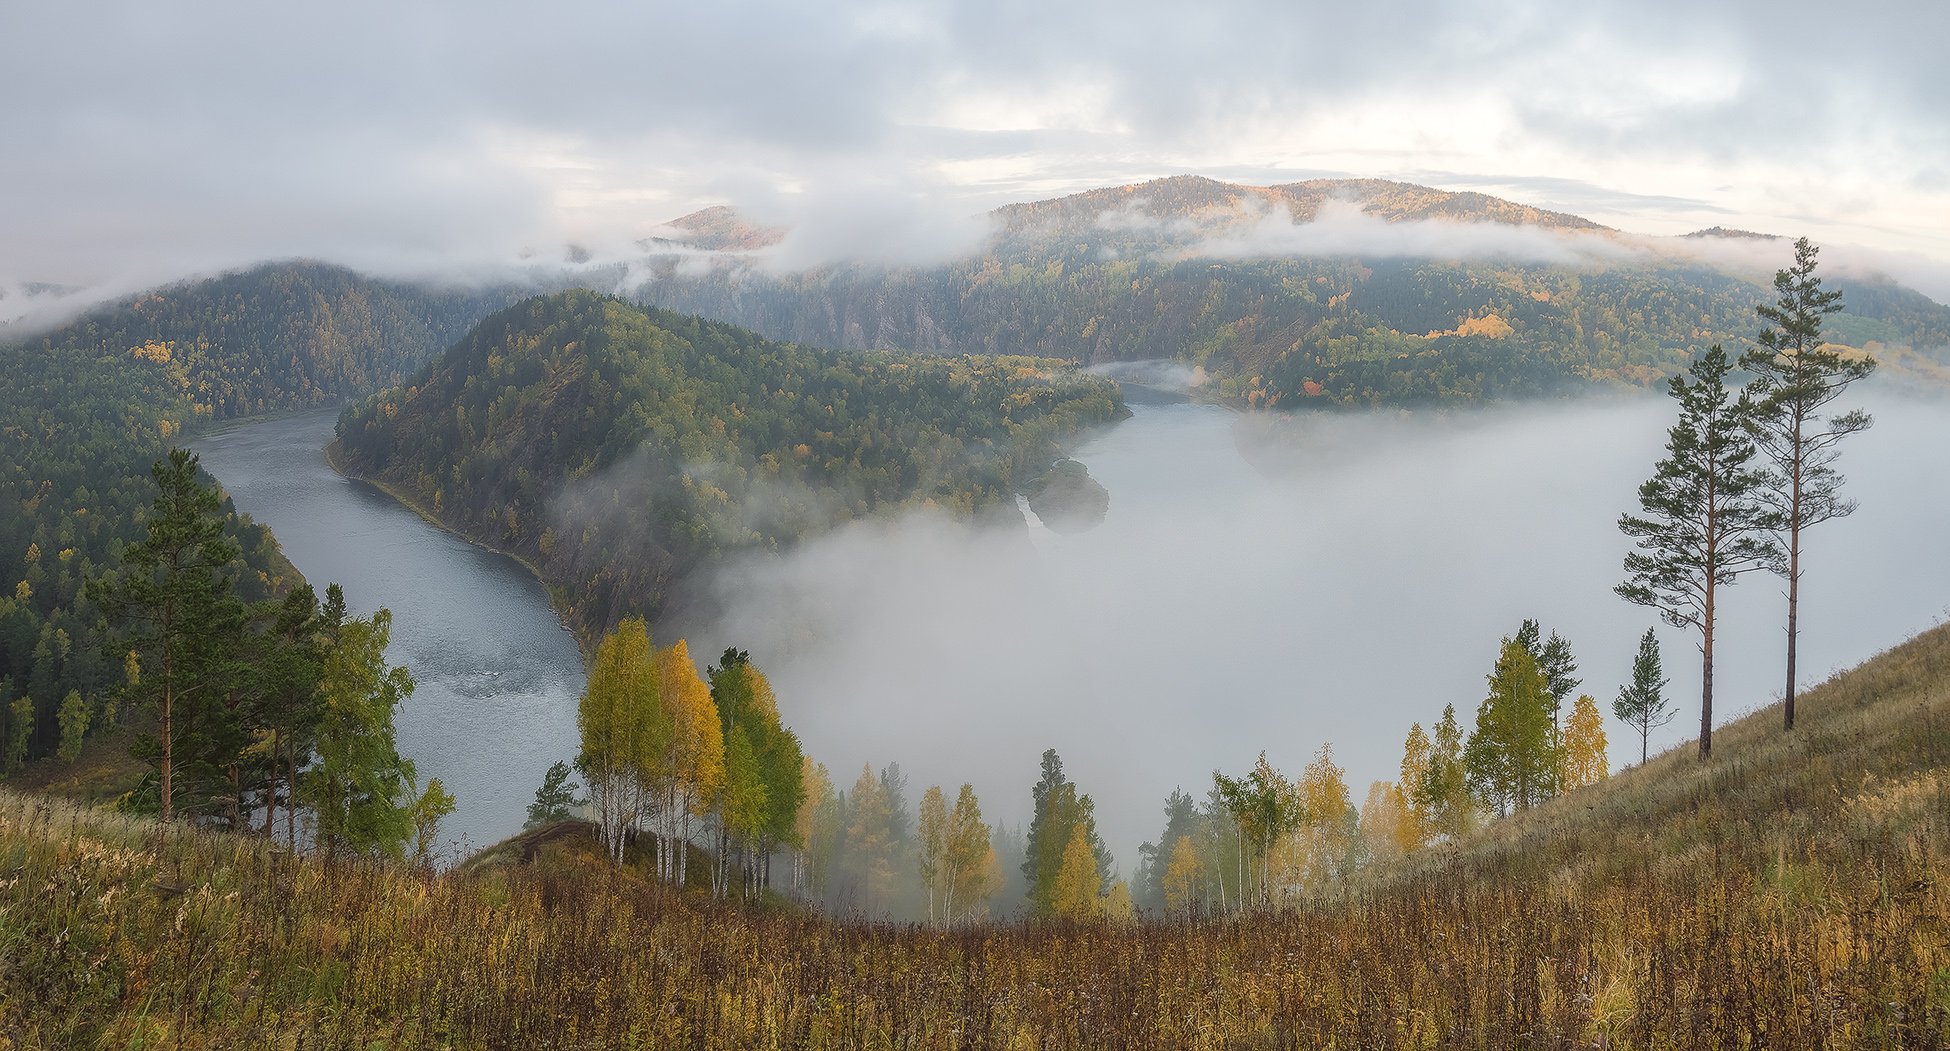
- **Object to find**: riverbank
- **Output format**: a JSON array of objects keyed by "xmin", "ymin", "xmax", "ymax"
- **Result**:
[
  {"xmin": 192, "ymin": 412, "xmax": 586, "ymax": 855},
  {"xmin": 324, "ymin": 436, "xmax": 592, "ymax": 657}
]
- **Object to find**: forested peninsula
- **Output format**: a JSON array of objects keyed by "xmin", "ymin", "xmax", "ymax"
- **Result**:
[{"xmin": 330, "ymin": 290, "xmax": 1125, "ymax": 638}]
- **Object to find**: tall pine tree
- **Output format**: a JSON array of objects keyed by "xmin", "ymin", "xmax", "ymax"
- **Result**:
[
  {"xmin": 1618, "ymin": 346, "xmax": 1779, "ymax": 758},
  {"xmin": 1740, "ymin": 238, "xmax": 1874, "ymax": 731}
]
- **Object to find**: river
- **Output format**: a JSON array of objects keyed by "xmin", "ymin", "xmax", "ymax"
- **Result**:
[
  {"xmin": 196, "ymin": 390, "xmax": 1950, "ymax": 872},
  {"xmin": 193, "ymin": 410, "xmax": 582, "ymax": 860}
]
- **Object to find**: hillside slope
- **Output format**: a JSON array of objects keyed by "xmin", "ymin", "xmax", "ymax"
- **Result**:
[
  {"xmin": 636, "ymin": 176, "xmax": 1950, "ymax": 407},
  {"xmin": 330, "ymin": 291, "xmax": 1123, "ymax": 638},
  {"xmin": 0, "ymin": 262, "xmax": 515, "ymax": 770},
  {"xmin": 5, "ymin": 619, "xmax": 1947, "ymax": 1047}
]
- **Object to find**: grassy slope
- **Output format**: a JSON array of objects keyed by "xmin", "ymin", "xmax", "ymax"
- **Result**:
[{"xmin": 3, "ymin": 621, "xmax": 1947, "ymax": 1049}]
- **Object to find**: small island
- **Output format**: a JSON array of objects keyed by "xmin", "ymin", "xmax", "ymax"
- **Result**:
[{"xmin": 1024, "ymin": 458, "xmax": 1111, "ymax": 533}]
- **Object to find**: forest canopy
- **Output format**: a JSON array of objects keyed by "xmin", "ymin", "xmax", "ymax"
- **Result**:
[{"xmin": 332, "ymin": 291, "xmax": 1125, "ymax": 636}]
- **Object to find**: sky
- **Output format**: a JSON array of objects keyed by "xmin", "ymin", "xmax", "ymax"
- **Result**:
[{"xmin": 4, "ymin": 0, "xmax": 1948, "ymax": 295}]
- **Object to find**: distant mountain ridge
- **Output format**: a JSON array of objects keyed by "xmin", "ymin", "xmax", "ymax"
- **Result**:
[{"xmin": 630, "ymin": 177, "xmax": 1950, "ymax": 407}]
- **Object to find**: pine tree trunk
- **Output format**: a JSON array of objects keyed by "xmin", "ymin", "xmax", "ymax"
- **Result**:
[
  {"xmin": 1700, "ymin": 584, "xmax": 1716, "ymax": 760},
  {"xmin": 263, "ymin": 728, "xmax": 279, "ymax": 837},
  {"xmin": 227, "ymin": 762, "xmax": 242, "ymax": 831},
  {"xmin": 160, "ymin": 674, "xmax": 174, "ymax": 823},
  {"xmin": 1784, "ymin": 519, "xmax": 1801, "ymax": 731}
]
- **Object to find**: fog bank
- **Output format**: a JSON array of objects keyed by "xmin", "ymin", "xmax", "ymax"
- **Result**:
[{"xmin": 707, "ymin": 389, "xmax": 1950, "ymax": 869}]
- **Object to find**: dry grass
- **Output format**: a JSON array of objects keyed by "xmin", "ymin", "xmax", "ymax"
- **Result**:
[{"xmin": 3, "ymin": 622, "xmax": 1949, "ymax": 1049}]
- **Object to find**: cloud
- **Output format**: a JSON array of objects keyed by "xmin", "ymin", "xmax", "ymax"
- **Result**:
[
  {"xmin": 2, "ymin": 0, "xmax": 1944, "ymax": 290},
  {"xmin": 1189, "ymin": 200, "xmax": 1642, "ymax": 266}
]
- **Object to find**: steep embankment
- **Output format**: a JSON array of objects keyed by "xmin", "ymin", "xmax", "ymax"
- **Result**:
[
  {"xmin": 330, "ymin": 291, "xmax": 1124, "ymax": 639},
  {"xmin": 636, "ymin": 175, "xmax": 1950, "ymax": 407},
  {"xmin": 5, "ymin": 619, "xmax": 1947, "ymax": 1047}
]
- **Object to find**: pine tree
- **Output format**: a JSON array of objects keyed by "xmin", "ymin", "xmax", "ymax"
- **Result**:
[
  {"xmin": 1741, "ymin": 238, "xmax": 1874, "ymax": 732},
  {"xmin": 1618, "ymin": 345, "xmax": 1780, "ymax": 759},
  {"xmin": 1613, "ymin": 629, "xmax": 1675, "ymax": 764},
  {"xmin": 91, "ymin": 450, "xmax": 244, "ymax": 821},
  {"xmin": 1022, "ymin": 748, "xmax": 1109, "ymax": 915},
  {"xmin": 1560, "ymin": 695, "xmax": 1609, "ymax": 791},
  {"xmin": 525, "ymin": 759, "xmax": 585, "ymax": 827}
]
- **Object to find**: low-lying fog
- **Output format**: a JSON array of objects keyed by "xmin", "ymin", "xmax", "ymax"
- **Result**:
[{"xmin": 702, "ymin": 383, "xmax": 1950, "ymax": 870}]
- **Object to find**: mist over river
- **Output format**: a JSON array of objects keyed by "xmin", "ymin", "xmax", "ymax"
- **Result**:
[
  {"xmin": 193, "ymin": 411, "xmax": 582, "ymax": 861},
  {"xmin": 703, "ymin": 384, "xmax": 1950, "ymax": 871},
  {"xmin": 196, "ymin": 389, "xmax": 1950, "ymax": 875}
]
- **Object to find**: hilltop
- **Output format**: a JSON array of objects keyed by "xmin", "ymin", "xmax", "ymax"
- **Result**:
[
  {"xmin": 6, "ymin": 615, "xmax": 1946, "ymax": 1047},
  {"xmin": 330, "ymin": 291, "xmax": 1123, "ymax": 639},
  {"xmin": 634, "ymin": 176, "xmax": 1950, "ymax": 408}
]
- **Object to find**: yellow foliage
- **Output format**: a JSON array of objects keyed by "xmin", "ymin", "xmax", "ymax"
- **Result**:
[
  {"xmin": 1049, "ymin": 824, "xmax": 1101, "ymax": 920},
  {"xmin": 1561, "ymin": 694, "xmax": 1608, "ymax": 791},
  {"xmin": 13, "ymin": 580, "xmax": 29, "ymax": 601},
  {"xmin": 1162, "ymin": 835, "xmax": 1201, "ymax": 917},
  {"xmin": 1427, "ymin": 313, "xmax": 1514, "ymax": 340},
  {"xmin": 655, "ymin": 640, "xmax": 724, "ymax": 812},
  {"xmin": 129, "ymin": 341, "xmax": 173, "ymax": 364}
]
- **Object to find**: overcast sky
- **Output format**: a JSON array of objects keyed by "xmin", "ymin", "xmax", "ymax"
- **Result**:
[{"xmin": 4, "ymin": 0, "xmax": 1947, "ymax": 293}]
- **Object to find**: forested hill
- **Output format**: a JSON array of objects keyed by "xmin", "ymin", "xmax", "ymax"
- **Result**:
[
  {"xmin": 0, "ymin": 262, "xmax": 514, "ymax": 773},
  {"xmin": 634, "ymin": 176, "xmax": 1950, "ymax": 407},
  {"xmin": 331, "ymin": 291, "xmax": 1123, "ymax": 638},
  {"xmin": 14, "ymin": 261, "xmax": 516, "ymax": 417}
]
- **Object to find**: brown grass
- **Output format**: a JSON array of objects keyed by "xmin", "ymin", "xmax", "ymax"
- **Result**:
[{"xmin": 3, "ymin": 621, "xmax": 1948, "ymax": 1049}]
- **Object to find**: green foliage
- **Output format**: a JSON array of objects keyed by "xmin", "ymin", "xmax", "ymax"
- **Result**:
[
  {"xmin": 0, "ymin": 262, "xmax": 506, "ymax": 769},
  {"xmin": 89, "ymin": 449, "xmax": 247, "ymax": 821},
  {"xmin": 1213, "ymin": 752, "xmax": 1306, "ymax": 908},
  {"xmin": 1415, "ymin": 703, "xmax": 1474, "ymax": 840},
  {"xmin": 1740, "ymin": 238, "xmax": 1876, "ymax": 729},
  {"xmin": 55, "ymin": 689, "xmax": 88, "ymax": 762},
  {"xmin": 1022, "ymin": 748, "xmax": 1110, "ymax": 916},
  {"xmin": 410, "ymin": 777, "xmax": 457, "ymax": 868},
  {"xmin": 525, "ymin": 759, "xmax": 586, "ymax": 828},
  {"xmin": 300, "ymin": 608, "xmax": 417, "ymax": 860},
  {"xmin": 4, "ymin": 695, "xmax": 31, "ymax": 774},
  {"xmin": 1465, "ymin": 640, "xmax": 1562, "ymax": 813},
  {"xmin": 333, "ymin": 291, "xmax": 1124, "ymax": 635},
  {"xmin": 1613, "ymin": 628, "xmax": 1674, "ymax": 764},
  {"xmin": 636, "ymin": 180, "xmax": 1950, "ymax": 410},
  {"xmin": 1618, "ymin": 345, "xmax": 1780, "ymax": 757}
]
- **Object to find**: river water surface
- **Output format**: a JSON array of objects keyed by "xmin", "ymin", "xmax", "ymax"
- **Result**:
[{"xmin": 193, "ymin": 410, "xmax": 582, "ymax": 860}]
